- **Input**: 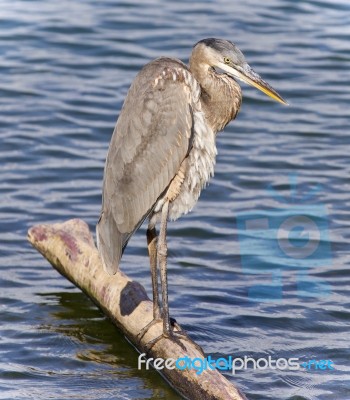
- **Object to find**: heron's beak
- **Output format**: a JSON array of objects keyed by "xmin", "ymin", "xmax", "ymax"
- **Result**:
[{"xmin": 218, "ymin": 62, "xmax": 288, "ymax": 105}]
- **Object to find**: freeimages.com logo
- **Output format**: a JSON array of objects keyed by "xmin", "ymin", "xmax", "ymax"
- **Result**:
[{"xmin": 236, "ymin": 175, "xmax": 332, "ymax": 300}]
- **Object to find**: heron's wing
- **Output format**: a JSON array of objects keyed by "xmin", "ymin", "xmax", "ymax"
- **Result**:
[{"xmin": 96, "ymin": 58, "xmax": 199, "ymax": 274}]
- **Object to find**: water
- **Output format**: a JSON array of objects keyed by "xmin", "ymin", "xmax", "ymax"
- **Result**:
[{"xmin": 1, "ymin": 0, "xmax": 350, "ymax": 399}]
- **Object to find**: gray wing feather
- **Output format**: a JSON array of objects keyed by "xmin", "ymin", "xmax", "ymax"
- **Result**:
[{"xmin": 96, "ymin": 58, "xmax": 196, "ymax": 274}]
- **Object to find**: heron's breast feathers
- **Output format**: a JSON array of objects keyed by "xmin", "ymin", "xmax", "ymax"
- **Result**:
[{"xmin": 165, "ymin": 109, "xmax": 217, "ymax": 221}]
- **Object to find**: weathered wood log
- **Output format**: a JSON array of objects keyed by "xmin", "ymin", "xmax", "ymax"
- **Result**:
[{"xmin": 27, "ymin": 218, "xmax": 247, "ymax": 400}]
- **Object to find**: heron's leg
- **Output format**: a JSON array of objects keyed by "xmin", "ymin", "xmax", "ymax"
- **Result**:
[
  {"xmin": 157, "ymin": 200, "xmax": 171, "ymax": 335},
  {"xmin": 146, "ymin": 224, "xmax": 161, "ymax": 319},
  {"xmin": 137, "ymin": 222, "xmax": 162, "ymax": 342},
  {"xmin": 139, "ymin": 202, "xmax": 204, "ymax": 355},
  {"xmin": 139, "ymin": 203, "xmax": 171, "ymax": 342},
  {"xmin": 141, "ymin": 200, "xmax": 201, "ymax": 353}
]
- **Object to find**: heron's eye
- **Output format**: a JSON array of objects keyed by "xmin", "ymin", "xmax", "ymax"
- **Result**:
[{"xmin": 224, "ymin": 57, "xmax": 231, "ymax": 64}]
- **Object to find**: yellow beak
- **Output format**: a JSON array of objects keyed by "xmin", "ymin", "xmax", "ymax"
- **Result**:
[{"xmin": 218, "ymin": 62, "xmax": 288, "ymax": 105}]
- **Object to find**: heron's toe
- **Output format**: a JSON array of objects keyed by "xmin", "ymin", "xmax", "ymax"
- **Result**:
[{"xmin": 137, "ymin": 318, "xmax": 163, "ymax": 343}]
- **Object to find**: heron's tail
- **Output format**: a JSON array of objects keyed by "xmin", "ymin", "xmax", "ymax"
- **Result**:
[{"xmin": 96, "ymin": 211, "xmax": 122, "ymax": 275}]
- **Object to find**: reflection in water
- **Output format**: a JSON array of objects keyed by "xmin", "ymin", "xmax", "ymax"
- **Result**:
[{"xmin": 39, "ymin": 291, "xmax": 181, "ymax": 399}]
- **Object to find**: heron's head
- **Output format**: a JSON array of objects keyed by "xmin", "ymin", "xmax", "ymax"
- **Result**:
[{"xmin": 192, "ymin": 38, "xmax": 287, "ymax": 105}]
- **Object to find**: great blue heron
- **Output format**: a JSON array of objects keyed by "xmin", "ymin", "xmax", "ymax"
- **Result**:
[{"xmin": 97, "ymin": 38, "xmax": 287, "ymax": 348}]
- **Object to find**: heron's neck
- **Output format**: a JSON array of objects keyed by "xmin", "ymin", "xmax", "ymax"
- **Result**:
[{"xmin": 189, "ymin": 60, "xmax": 242, "ymax": 133}]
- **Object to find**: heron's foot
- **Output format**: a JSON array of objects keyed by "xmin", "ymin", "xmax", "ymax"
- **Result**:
[
  {"xmin": 137, "ymin": 317, "xmax": 162, "ymax": 343},
  {"xmin": 144, "ymin": 327, "xmax": 189, "ymax": 353},
  {"xmin": 138, "ymin": 317, "xmax": 205, "ymax": 356},
  {"xmin": 138, "ymin": 316, "xmax": 188, "ymax": 352},
  {"xmin": 144, "ymin": 323, "xmax": 205, "ymax": 356},
  {"xmin": 137, "ymin": 304, "xmax": 162, "ymax": 342}
]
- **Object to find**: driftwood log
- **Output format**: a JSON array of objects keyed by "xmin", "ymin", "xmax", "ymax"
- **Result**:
[{"xmin": 27, "ymin": 218, "xmax": 247, "ymax": 400}]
